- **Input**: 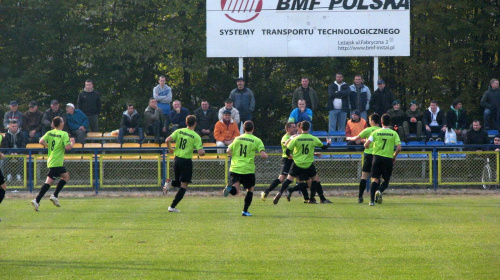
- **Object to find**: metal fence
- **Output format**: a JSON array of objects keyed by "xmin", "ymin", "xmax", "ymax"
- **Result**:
[{"xmin": 0, "ymin": 146, "xmax": 498, "ymax": 192}]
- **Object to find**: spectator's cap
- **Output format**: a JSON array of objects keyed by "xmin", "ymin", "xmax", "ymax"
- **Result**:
[
  {"xmin": 410, "ymin": 100, "xmax": 417, "ymax": 105},
  {"xmin": 51, "ymin": 99, "xmax": 59, "ymax": 105},
  {"xmin": 236, "ymin": 77, "xmax": 245, "ymax": 82},
  {"xmin": 223, "ymin": 109, "xmax": 232, "ymax": 115},
  {"xmin": 66, "ymin": 103, "xmax": 75, "ymax": 109},
  {"xmin": 392, "ymin": 100, "xmax": 400, "ymax": 105},
  {"xmin": 28, "ymin": 101, "xmax": 37, "ymax": 107},
  {"xmin": 225, "ymin": 98, "xmax": 233, "ymax": 103},
  {"xmin": 9, "ymin": 101, "xmax": 18, "ymax": 106},
  {"xmin": 377, "ymin": 79, "xmax": 385, "ymax": 85},
  {"xmin": 352, "ymin": 110, "xmax": 361, "ymax": 117}
]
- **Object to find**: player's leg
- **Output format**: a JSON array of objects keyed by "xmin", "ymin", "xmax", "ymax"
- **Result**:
[
  {"xmin": 0, "ymin": 170, "xmax": 6, "ymax": 204},
  {"xmin": 224, "ymin": 173, "xmax": 240, "ymax": 197},
  {"xmin": 50, "ymin": 170, "xmax": 69, "ymax": 207},
  {"xmin": 262, "ymin": 174, "xmax": 285, "ymax": 201},
  {"xmin": 242, "ymin": 175, "xmax": 255, "ymax": 216},
  {"xmin": 169, "ymin": 159, "xmax": 191, "ymax": 212},
  {"xmin": 313, "ymin": 176, "xmax": 331, "ymax": 203},
  {"xmin": 32, "ymin": 174, "xmax": 55, "ymax": 211},
  {"xmin": 274, "ymin": 173, "xmax": 294, "ymax": 204},
  {"xmin": 377, "ymin": 158, "xmax": 394, "ymax": 204}
]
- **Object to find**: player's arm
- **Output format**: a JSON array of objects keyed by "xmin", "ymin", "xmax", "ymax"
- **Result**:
[
  {"xmin": 39, "ymin": 138, "xmax": 48, "ymax": 148},
  {"xmin": 197, "ymin": 148, "xmax": 205, "ymax": 157},
  {"xmin": 364, "ymin": 136, "xmax": 373, "ymax": 149},
  {"xmin": 65, "ymin": 138, "xmax": 75, "ymax": 151},
  {"xmin": 226, "ymin": 146, "xmax": 232, "ymax": 156},
  {"xmin": 346, "ymin": 135, "xmax": 361, "ymax": 142},
  {"xmin": 0, "ymin": 152, "xmax": 5, "ymax": 159},
  {"xmin": 260, "ymin": 150, "xmax": 268, "ymax": 159},
  {"xmin": 393, "ymin": 144, "xmax": 401, "ymax": 158},
  {"xmin": 165, "ymin": 135, "xmax": 174, "ymax": 153}
]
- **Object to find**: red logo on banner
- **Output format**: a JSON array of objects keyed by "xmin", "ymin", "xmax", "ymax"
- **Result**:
[{"xmin": 221, "ymin": 0, "xmax": 263, "ymax": 23}]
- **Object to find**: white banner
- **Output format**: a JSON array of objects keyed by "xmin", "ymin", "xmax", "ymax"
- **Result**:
[{"xmin": 207, "ymin": 0, "xmax": 410, "ymax": 57}]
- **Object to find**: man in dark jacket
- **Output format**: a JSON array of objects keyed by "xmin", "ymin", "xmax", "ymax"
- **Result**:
[
  {"xmin": 194, "ymin": 100, "xmax": 218, "ymax": 142},
  {"xmin": 370, "ymin": 80, "xmax": 394, "ymax": 116},
  {"xmin": 2, "ymin": 120, "xmax": 26, "ymax": 182},
  {"xmin": 292, "ymin": 77, "xmax": 319, "ymax": 112},
  {"xmin": 41, "ymin": 100, "xmax": 66, "ymax": 135},
  {"xmin": 66, "ymin": 103, "xmax": 89, "ymax": 144},
  {"xmin": 465, "ymin": 120, "xmax": 490, "ymax": 150},
  {"xmin": 386, "ymin": 100, "xmax": 406, "ymax": 141},
  {"xmin": 22, "ymin": 101, "xmax": 43, "ymax": 143},
  {"xmin": 349, "ymin": 74, "xmax": 371, "ymax": 121},
  {"xmin": 403, "ymin": 100, "xmax": 424, "ymax": 141},
  {"xmin": 3, "ymin": 101, "xmax": 23, "ymax": 130},
  {"xmin": 169, "ymin": 100, "xmax": 190, "ymax": 132},
  {"xmin": 327, "ymin": 72, "xmax": 350, "ymax": 136},
  {"xmin": 446, "ymin": 99, "xmax": 468, "ymax": 141},
  {"xmin": 423, "ymin": 100, "xmax": 446, "ymax": 141},
  {"xmin": 229, "ymin": 77, "xmax": 255, "ymax": 133},
  {"xmin": 77, "ymin": 79, "xmax": 101, "ymax": 132},
  {"xmin": 480, "ymin": 78, "xmax": 499, "ymax": 130},
  {"xmin": 145, "ymin": 98, "xmax": 168, "ymax": 144},
  {"xmin": 118, "ymin": 103, "xmax": 143, "ymax": 144}
]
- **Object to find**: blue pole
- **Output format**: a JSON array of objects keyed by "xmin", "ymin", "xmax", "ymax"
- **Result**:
[{"xmin": 432, "ymin": 146, "xmax": 438, "ymax": 190}]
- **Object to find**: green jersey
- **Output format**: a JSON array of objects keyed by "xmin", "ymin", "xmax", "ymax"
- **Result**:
[
  {"xmin": 358, "ymin": 126, "xmax": 381, "ymax": 154},
  {"xmin": 170, "ymin": 128, "xmax": 203, "ymax": 159},
  {"xmin": 286, "ymin": 133, "xmax": 324, "ymax": 169},
  {"xmin": 281, "ymin": 133, "xmax": 293, "ymax": 158},
  {"xmin": 229, "ymin": 133, "xmax": 265, "ymax": 174},
  {"xmin": 368, "ymin": 128, "xmax": 401, "ymax": 158},
  {"xmin": 42, "ymin": 129, "xmax": 71, "ymax": 168}
]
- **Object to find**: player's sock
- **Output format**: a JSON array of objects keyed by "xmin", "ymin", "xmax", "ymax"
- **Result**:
[
  {"xmin": 53, "ymin": 180, "xmax": 66, "ymax": 198},
  {"xmin": 243, "ymin": 191, "xmax": 253, "ymax": 212},
  {"xmin": 370, "ymin": 182, "xmax": 379, "ymax": 203},
  {"xmin": 316, "ymin": 182, "xmax": 327, "ymax": 201},
  {"xmin": 279, "ymin": 179, "xmax": 292, "ymax": 194},
  {"xmin": 36, "ymin": 184, "xmax": 51, "ymax": 203},
  {"xmin": 0, "ymin": 188, "xmax": 5, "ymax": 204},
  {"xmin": 266, "ymin": 179, "xmax": 281, "ymax": 194},
  {"xmin": 359, "ymin": 179, "xmax": 367, "ymax": 198},
  {"xmin": 310, "ymin": 181, "xmax": 318, "ymax": 200},
  {"xmin": 229, "ymin": 186, "xmax": 237, "ymax": 195},
  {"xmin": 380, "ymin": 180, "xmax": 389, "ymax": 193},
  {"xmin": 171, "ymin": 187, "xmax": 186, "ymax": 208},
  {"xmin": 298, "ymin": 183, "xmax": 309, "ymax": 201}
]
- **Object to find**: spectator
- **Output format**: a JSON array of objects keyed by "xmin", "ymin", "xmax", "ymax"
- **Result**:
[
  {"xmin": 214, "ymin": 110, "xmax": 240, "ymax": 148},
  {"xmin": 370, "ymin": 79, "xmax": 394, "ymax": 116},
  {"xmin": 480, "ymin": 78, "xmax": 499, "ymax": 130},
  {"xmin": 77, "ymin": 79, "xmax": 101, "ymax": 132},
  {"xmin": 218, "ymin": 98, "xmax": 240, "ymax": 124},
  {"xmin": 41, "ymin": 100, "xmax": 66, "ymax": 135},
  {"xmin": 65, "ymin": 103, "xmax": 89, "ymax": 144},
  {"xmin": 423, "ymin": 100, "xmax": 446, "ymax": 141},
  {"xmin": 386, "ymin": 100, "xmax": 406, "ymax": 141},
  {"xmin": 465, "ymin": 120, "xmax": 490, "ymax": 150},
  {"xmin": 194, "ymin": 100, "xmax": 218, "ymax": 142},
  {"xmin": 3, "ymin": 101, "xmax": 23, "ymax": 130},
  {"xmin": 119, "ymin": 103, "xmax": 144, "ymax": 144},
  {"xmin": 153, "ymin": 75, "xmax": 172, "ymax": 127},
  {"xmin": 22, "ymin": 101, "xmax": 43, "ymax": 143},
  {"xmin": 403, "ymin": 100, "xmax": 424, "ymax": 141},
  {"xmin": 2, "ymin": 120, "xmax": 26, "ymax": 181},
  {"xmin": 345, "ymin": 110, "xmax": 368, "ymax": 145},
  {"xmin": 229, "ymin": 77, "xmax": 255, "ymax": 132},
  {"xmin": 169, "ymin": 100, "xmax": 190, "ymax": 132},
  {"xmin": 349, "ymin": 74, "xmax": 371, "ymax": 121},
  {"xmin": 292, "ymin": 77, "xmax": 319, "ymax": 112},
  {"xmin": 145, "ymin": 98, "xmax": 167, "ymax": 144},
  {"xmin": 494, "ymin": 134, "xmax": 500, "ymax": 152},
  {"xmin": 446, "ymin": 99, "xmax": 468, "ymax": 141},
  {"xmin": 327, "ymin": 72, "xmax": 350, "ymax": 137},
  {"xmin": 288, "ymin": 99, "xmax": 313, "ymax": 127}
]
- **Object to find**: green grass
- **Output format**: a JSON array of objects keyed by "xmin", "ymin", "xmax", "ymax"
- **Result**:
[{"xmin": 1, "ymin": 194, "xmax": 499, "ymax": 279}]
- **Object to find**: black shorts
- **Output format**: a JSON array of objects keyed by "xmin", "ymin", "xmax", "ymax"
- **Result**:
[
  {"xmin": 289, "ymin": 162, "xmax": 317, "ymax": 181},
  {"xmin": 280, "ymin": 158, "xmax": 293, "ymax": 176},
  {"xmin": 371, "ymin": 155, "xmax": 394, "ymax": 181},
  {"xmin": 362, "ymin": 153, "xmax": 373, "ymax": 173},
  {"xmin": 0, "ymin": 169, "xmax": 5, "ymax": 185},
  {"xmin": 174, "ymin": 157, "xmax": 193, "ymax": 183},
  {"xmin": 47, "ymin": 166, "xmax": 68, "ymax": 180},
  {"xmin": 230, "ymin": 172, "xmax": 256, "ymax": 189}
]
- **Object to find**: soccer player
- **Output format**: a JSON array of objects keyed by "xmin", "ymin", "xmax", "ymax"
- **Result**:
[
  {"xmin": 261, "ymin": 122, "xmax": 296, "ymax": 201},
  {"xmin": 31, "ymin": 116, "xmax": 75, "ymax": 211},
  {"xmin": 364, "ymin": 114, "xmax": 401, "ymax": 206},
  {"xmin": 223, "ymin": 121, "xmax": 268, "ymax": 216},
  {"xmin": 164, "ymin": 115, "xmax": 205, "ymax": 213},
  {"xmin": 345, "ymin": 113, "xmax": 381, "ymax": 203},
  {"xmin": 273, "ymin": 121, "xmax": 330, "ymax": 204},
  {"xmin": 0, "ymin": 134, "xmax": 6, "ymax": 221}
]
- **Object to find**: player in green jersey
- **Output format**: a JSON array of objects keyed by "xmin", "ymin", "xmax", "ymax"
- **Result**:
[
  {"xmin": 346, "ymin": 113, "xmax": 381, "ymax": 203},
  {"xmin": 261, "ymin": 122, "xmax": 296, "ymax": 201},
  {"xmin": 31, "ymin": 116, "xmax": 75, "ymax": 211},
  {"xmin": 0, "ymin": 133, "xmax": 6, "ymax": 221},
  {"xmin": 364, "ymin": 114, "xmax": 401, "ymax": 206},
  {"xmin": 273, "ymin": 121, "xmax": 331, "ymax": 204},
  {"xmin": 164, "ymin": 115, "xmax": 205, "ymax": 213},
  {"xmin": 223, "ymin": 121, "xmax": 267, "ymax": 216}
]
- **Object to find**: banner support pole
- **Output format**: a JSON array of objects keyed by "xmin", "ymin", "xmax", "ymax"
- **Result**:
[
  {"xmin": 239, "ymin": 57, "xmax": 244, "ymax": 78},
  {"xmin": 373, "ymin": 56, "xmax": 379, "ymax": 90}
]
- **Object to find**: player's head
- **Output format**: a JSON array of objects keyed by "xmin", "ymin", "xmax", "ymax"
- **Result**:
[
  {"xmin": 186, "ymin": 115, "xmax": 196, "ymax": 127},
  {"xmin": 301, "ymin": 121, "xmax": 310, "ymax": 132},
  {"xmin": 285, "ymin": 122, "xmax": 296, "ymax": 134},
  {"xmin": 53, "ymin": 116, "xmax": 64, "ymax": 129},
  {"xmin": 244, "ymin": 121, "xmax": 254, "ymax": 133},
  {"xmin": 381, "ymin": 114, "xmax": 391, "ymax": 126},
  {"xmin": 369, "ymin": 113, "xmax": 381, "ymax": 126},
  {"xmin": 296, "ymin": 122, "xmax": 303, "ymax": 133}
]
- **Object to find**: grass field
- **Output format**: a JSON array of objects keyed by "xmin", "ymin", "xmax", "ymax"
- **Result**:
[{"xmin": 1, "ymin": 194, "xmax": 499, "ymax": 279}]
